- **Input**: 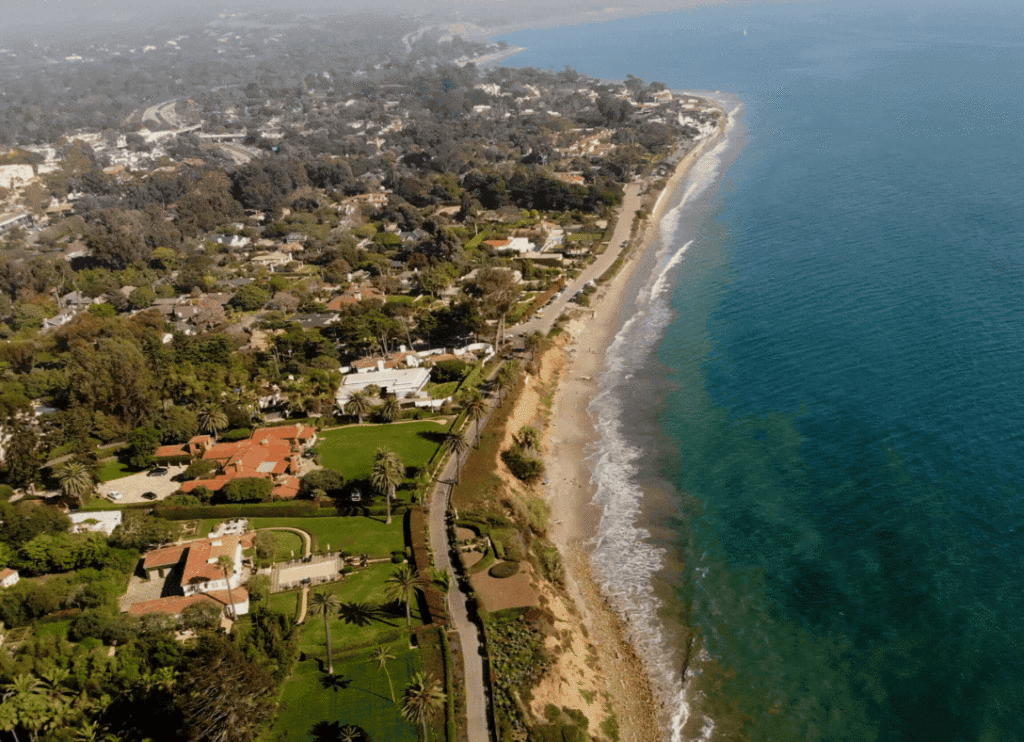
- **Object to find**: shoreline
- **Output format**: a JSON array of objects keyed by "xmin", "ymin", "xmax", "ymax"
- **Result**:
[{"xmin": 540, "ymin": 103, "xmax": 727, "ymax": 740}]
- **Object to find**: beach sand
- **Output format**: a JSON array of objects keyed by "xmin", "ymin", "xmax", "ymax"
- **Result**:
[{"xmin": 538, "ymin": 111, "xmax": 726, "ymax": 740}]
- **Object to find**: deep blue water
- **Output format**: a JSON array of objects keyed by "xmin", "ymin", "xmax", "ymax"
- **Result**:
[{"xmin": 501, "ymin": 4, "xmax": 1024, "ymax": 741}]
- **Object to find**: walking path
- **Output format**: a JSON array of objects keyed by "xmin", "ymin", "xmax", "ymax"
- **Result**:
[
  {"xmin": 259, "ymin": 526, "xmax": 312, "ymax": 556},
  {"xmin": 297, "ymin": 586, "xmax": 309, "ymax": 624}
]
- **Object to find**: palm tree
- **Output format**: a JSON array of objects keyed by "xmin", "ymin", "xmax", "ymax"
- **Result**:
[
  {"xmin": 216, "ymin": 554, "xmax": 237, "ymax": 619},
  {"xmin": 384, "ymin": 563, "xmax": 422, "ymax": 628},
  {"xmin": 518, "ymin": 425, "xmax": 539, "ymax": 452},
  {"xmin": 309, "ymin": 591, "xmax": 340, "ymax": 675},
  {"xmin": 344, "ymin": 390, "xmax": 372, "ymax": 425},
  {"xmin": 400, "ymin": 671, "xmax": 446, "ymax": 742},
  {"xmin": 379, "ymin": 395, "xmax": 402, "ymax": 423},
  {"xmin": 463, "ymin": 392, "xmax": 488, "ymax": 447},
  {"xmin": 371, "ymin": 447, "xmax": 404, "ymax": 526},
  {"xmin": 196, "ymin": 403, "xmax": 228, "ymax": 439},
  {"xmin": 442, "ymin": 430, "xmax": 470, "ymax": 484},
  {"xmin": 369, "ymin": 645, "xmax": 397, "ymax": 702},
  {"xmin": 56, "ymin": 461, "xmax": 93, "ymax": 509},
  {"xmin": 1, "ymin": 675, "xmax": 42, "ymax": 742},
  {"xmin": 494, "ymin": 374, "xmax": 512, "ymax": 408}
]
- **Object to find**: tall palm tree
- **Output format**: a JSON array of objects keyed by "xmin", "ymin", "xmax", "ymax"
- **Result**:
[
  {"xmin": 400, "ymin": 671, "xmax": 446, "ymax": 742},
  {"xmin": 494, "ymin": 374, "xmax": 512, "ymax": 408},
  {"xmin": 56, "ymin": 461, "xmax": 93, "ymax": 509},
  {"xmin": 344, "ymin": 390, "xmax": 372, "ymax": 425},
  {"xmin": 442, "ymin": 430, "xmax": 470, "ymax": 484},
  {"xmin": 384, "ymin": 564, "xmax": 422, "ymax": 628},
  {"xmin": 371, "ymin": 447, "xmax": 404, "ymax": 526},
  {"xmin": 196, "ymin": 404, "xmax": 228, "ymax": 439},
  {"xmin": 369, "ymin": 645, "xmax": 397, "ymax": 702},
  {"xmin": 216, "ymin": 554, "xmax": 237, "ymax": 619},
  {"xmin": 309, "ymin": 591, "xmax": 340, "ymax": 675},
  {"xmin": 379, "ymin": 395, "xmax": 402, "ymax": 423},
  {"xmin": 463, "ymin": 392, "xmax": 488, "ymax": 447},
  {"xmin": 0, "ymin": 675, "xmax": 43, "ymax": 742}
]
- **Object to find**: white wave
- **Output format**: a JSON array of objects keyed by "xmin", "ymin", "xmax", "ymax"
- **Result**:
[{"xmin": 586, "ymin": 97, "xmax": 745, "ymax": 742}]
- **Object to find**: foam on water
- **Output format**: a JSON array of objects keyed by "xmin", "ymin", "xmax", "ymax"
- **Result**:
[{"xmin": 587, "ymin": 97, "xmax": 743, "ymax": 741}]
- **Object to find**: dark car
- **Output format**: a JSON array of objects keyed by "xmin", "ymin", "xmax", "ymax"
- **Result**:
[
  {"xmin": 142, "ymin": 492, "xmax": 159, "ymax": 500},
  {"xmin": 147, "ymin": 467, "xmax": 169, "ymax": 477}
]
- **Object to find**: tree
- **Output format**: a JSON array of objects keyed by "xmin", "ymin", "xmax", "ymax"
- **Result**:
[
  {"xmin": 218, "ymin": 554, "xmax": 238, "ymax": 620},
  {"xmin": 230, "ymin": 284, "xmax": 271, "ymax": 312},
  {"xmin": 56, "ymin": 461, "xmax": 93, "ymax": 509},
  {"xmin": 371, "ymin": 447, "xmax": 403, "ymax": 526},
  {"xmin": 369, "ymin": 645, "xmax": 396, "ymax": 703},
  {"xmin": 221, "ymin": 478, "xmax": 273, "ymax": 503},
  {"xmin": 126, "ymin": 425, "xmax": 161, "ymax": 468},
  {"xmin": 196, "ymin": 404, "xmax": 228, "ymax": 439},
  {"xmin": 378, "ymin": 396, "xmax": 401, "ymax": 423},
  {"xmin": 344, "ymin": 390, "xmax": 372, "ymax": 425},
  {"xmin": 384, "ymin": 564, "xmax": 422, "ymax": 628},
  {"xmin": 308, "ymin": 591, "xmax": 340, "ymax": 675},
  {"xmin": 400, "ymin": 671, "xmax": 446, "ymax": 742},
  {"xmin": 177, "ymin": 641, "xmax": 276, "ymax": 742},
  {"xmin": 463, "ymin": 392, "xmax": 487, "ymax": 447},
  {"xmin": 442, "ymin": 430, "xmax": 470, "ymax": 484}
]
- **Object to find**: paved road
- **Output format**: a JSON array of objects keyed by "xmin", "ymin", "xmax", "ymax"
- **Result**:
[
  {"xmin": 429, "ymin": 406, "xmax": 502, "ymax": 742},
  {"xmin": 511, "ymin": 182, "xmax": 643, "ymax": 340}
]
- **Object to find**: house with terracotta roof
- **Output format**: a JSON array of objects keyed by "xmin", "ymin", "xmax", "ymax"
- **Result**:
[
  {"xmin": 326, "ymin": 283, "xmax": 386, "ymax": 310},
  {"xmin": 165, "ymin": 425, "xmax": 316, "ymax": 500},
  {"xmin": 133, "ymin": 534, "xmax": 251, "ymax": 618},
  {"xmin": 0, "ymin": 568, "xmax": 19, "ymax": 589}
]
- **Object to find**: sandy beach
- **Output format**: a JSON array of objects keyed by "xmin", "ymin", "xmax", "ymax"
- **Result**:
[{"xmin": 538, "ymin": 109, "xmax": 726, "ymax": 740}]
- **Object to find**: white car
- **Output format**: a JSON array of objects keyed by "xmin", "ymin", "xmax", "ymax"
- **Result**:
[{"xmin": 108, "ymin": 491, "xmax": 123, "ymax": 501}]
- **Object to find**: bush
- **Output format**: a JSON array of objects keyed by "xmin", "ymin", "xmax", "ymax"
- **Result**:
[
  {"xmin": 183, "ymin": 459, "xmax": 218, "ymax": 480},
  {"xmin": 488, "ymin": 561, "xmax": 520, "ymax": 579},
  {"xmin": 501, "ymin": 447, "xmax": 546, "ymax": 482},
  {"xmin": 220, "ymin": 428, "xmax": 252, "ymax": 442},
  {"xmin": 220, "ymin": 478, "xmax": 273, "ymax": 503},
  {"xmin": 431, "ymin": 358, "xmax": 469, "ymax": 383}
]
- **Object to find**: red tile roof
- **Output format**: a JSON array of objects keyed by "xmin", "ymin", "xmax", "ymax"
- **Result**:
[
  {"xmin": 143, "ymin": 543, "xmax": 188, "ymax": 569},
  {"xmin": 128, "ymin": 587, "xmax": 249, "ymax": 617}
]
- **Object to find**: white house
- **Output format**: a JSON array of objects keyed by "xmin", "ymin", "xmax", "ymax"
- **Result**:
[
  {"xmin": 0, "ymin": 568, "xmax": 19, "ymax": 589},
  {"xmin": 336, "ymin": 366, "xmax": 431, "ymax": 403}
]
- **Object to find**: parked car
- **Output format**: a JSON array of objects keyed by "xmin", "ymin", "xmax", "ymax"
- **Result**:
[
  {"xmin": 147, "ymin": 467, "xmax": 168, "ymax": 477},
  {"xmin": 142, "ymin": 491, "xmax": 159, "ymax": 500},
  {"xmin": 108, "ymin": 491, "xmax": 123, "ymax": 500}
]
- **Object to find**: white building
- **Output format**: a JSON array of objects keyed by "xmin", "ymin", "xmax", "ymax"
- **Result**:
[{"xmin": 336, "ymin": 366, "xmax": 431, "ymax": 403}]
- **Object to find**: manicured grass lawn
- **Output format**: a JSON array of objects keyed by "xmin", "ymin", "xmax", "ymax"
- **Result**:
[
  {"xmin": 316, "ymin": 422, "xmax": 447, "ymax": 481},
  {"xmin": 194, "ymin": 515, "xmax": 405, "ymax": 556},
  {"xmin": 264, "ymin": 530, "xmax": 304, "ymax": 561},
  {"xmin": 252, "ymin": 517, "xmax": 405, "ymax": 556},
  {"xmin": 287, "ymin": 562, "xmax": 425, "ymax": 653},
  {"xmin": 268, "ymin": 590, "xmax": 301, "ymax": 618},
  {"xmin": 97, "ymin": 458, "xmax": 142, "ymax": 482},
  {"xmin": 268, "ymin": 640, "xmax": 423, "ymax": 742}
]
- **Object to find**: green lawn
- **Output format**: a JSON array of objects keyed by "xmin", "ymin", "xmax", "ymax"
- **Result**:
[
  {"xmin": 264, "ymin": 530, "xmax": 304, "ymax": 561},
  {"xmin": 193, "ymin": 516, "xmax": 404, "ymax": 556},
  {"xmin": 97, "ymin": 458, "xmax": 142, "ymax": 482},
  {"xmin": 267, "ymin": 641, "xmax": 424, "ymax": 742},
  {"xmin": 285, "ymin": 562, "xmax": 426, "ymax": 653},
  {"xmin": 316, "ymin": 422, "xmax": 447, "ymax": 481}
]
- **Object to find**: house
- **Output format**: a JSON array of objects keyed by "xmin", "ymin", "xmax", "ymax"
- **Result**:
[
  {"xmin": 168, "ymin": 425, "xmax": 315, "ymax": 499},
  {"xmin": 213, "ymin": 233, "xmax": 251, "ymax": 249},
  {"xmin": 69, "ymin": 510, "xmax": 123, "ymax": 536},
  {"xmin": 251, "ymin": 251, "xmax": 292, "ymax": 271},
  {"xmin": 336, "ymin": 366, "xmax": 431, "ymax": 403},
  {"xmin": 133, "ymin": 534, "xmax": 252, "ymax": 618},
  {"xmin": 483, "ymin": 237, "xmax": 535, "ymax": 254},
  {"xmin": 326, "ymin": 283, "xmax": 385, "ymax": 310},
  {"xmin": 0, "ymin": 568, "xmax": 19, "ymax": 589}
]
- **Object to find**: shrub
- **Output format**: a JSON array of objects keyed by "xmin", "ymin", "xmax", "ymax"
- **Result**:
[
  {"xmin": 431, "ymin": 358, "xmax": 469, "ymax": 383},
  {"xmin": 183, "ymin": 459, "xmax": 218, "ymax": 480},
  {"xmin": 220, "ymin": 428, "xmax": 252, "ymax": 442},
  {"xmin": 220, "ymin": 478, "xmax": 273, "ymax": 503},
  {"xmin": 501, "ymin": 447, "xmax": 546, "ymax": 482},
  {"xmin": 488, "ymin": 561, "xmax": 520, "ymax": 579}
]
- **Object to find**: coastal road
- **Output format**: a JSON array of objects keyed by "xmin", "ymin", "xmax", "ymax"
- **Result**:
[
  {"xmin": 511, "ymin": 181, "xmax": 643, "ymax": 340},
  {"xmin": 428, "ymin": 436, "xmax": 497, "ymax": 742}
]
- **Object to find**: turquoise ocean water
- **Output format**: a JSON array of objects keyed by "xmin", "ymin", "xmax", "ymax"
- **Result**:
[{"xmin": 500, "ymin": 3, "xmax": 1024, "ymax": 741}]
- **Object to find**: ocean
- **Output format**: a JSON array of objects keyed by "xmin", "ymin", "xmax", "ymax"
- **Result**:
[{"xmin": 499, "ymin": 3, "xmax": 1024, "ymax": 741}]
